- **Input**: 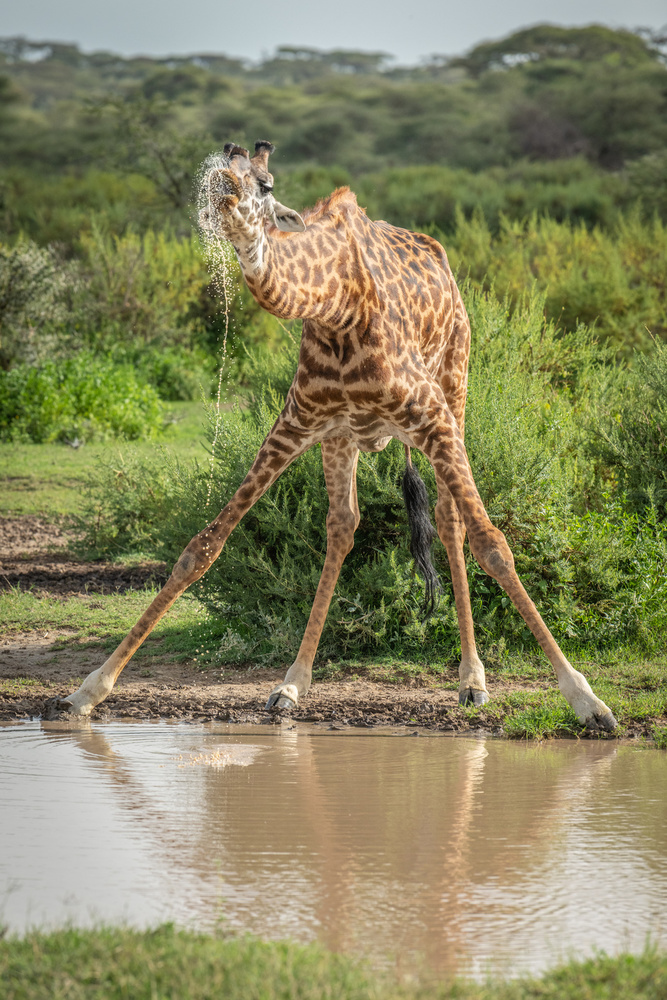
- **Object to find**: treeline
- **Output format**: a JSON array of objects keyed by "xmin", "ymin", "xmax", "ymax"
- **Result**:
[
  {"xmin": 1, "ymin": 24, "xmax": 667, "ymax": 408},
  {"xmin": 1, "ymin": 25, "xmax": 666, "ymax": 186}
]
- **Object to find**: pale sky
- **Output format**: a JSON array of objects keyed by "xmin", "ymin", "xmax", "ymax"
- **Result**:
[{"xmin": 2, "ymin": 0, "xmax": 666, "ymax": 64}]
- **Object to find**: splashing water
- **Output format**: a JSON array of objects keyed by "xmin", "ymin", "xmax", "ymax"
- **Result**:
[{"xmin": 195, "ymin": 153, "xmax": 238, "ymax": 509}]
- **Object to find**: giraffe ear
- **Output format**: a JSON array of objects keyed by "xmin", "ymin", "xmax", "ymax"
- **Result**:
[{"xmin": 272, "ymin": 200, "xmax": 306, "ymax": 233}]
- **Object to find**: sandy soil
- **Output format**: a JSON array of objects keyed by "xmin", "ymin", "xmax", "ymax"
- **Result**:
[{"xmin": 0, "ymin": 516, "xmax": 617, "ymax": 735}]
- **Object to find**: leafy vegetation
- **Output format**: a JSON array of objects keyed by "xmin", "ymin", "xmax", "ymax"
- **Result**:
[
  {"xmin": 73, "ymin": 292, "xmax": 667, "ymax": 669},
  {"xmin": 592, "ymin": 339, "xmax": 667, "ymax": 515},
  {"xmin": 445, "ymin": 210, "xmax": 667, "ymax": 355},
  {"xmin": 0, "ymin": 353, "xmax": 162, "ymax": 442}
]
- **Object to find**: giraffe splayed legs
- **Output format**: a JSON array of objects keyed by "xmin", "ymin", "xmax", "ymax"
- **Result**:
[{"xmin": 59, "ymin": 139, "xmax": 617, "ymax": 732}]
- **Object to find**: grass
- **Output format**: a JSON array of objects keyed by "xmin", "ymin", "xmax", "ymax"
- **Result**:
[
  {"xmin": 1, "ymin": 401, "xmax": 666, "ymax": 744},
  {"xmin": 0, "ymin": 585, "xmax": 225, "ymax": 662},
  {"xmin": 2, "ymin": 578, "xmax": 666, "ymax": 739},
  {"xmin": 652, "ymin": 725, "xmax": 667, "ymax": 749},
  {"xmin": 0, "ymin": 926, "xmax": 665, "ymax": 1000},
  {"xmin": 0, "ymin": 400, "xmax": 207, "ymax": 517}
]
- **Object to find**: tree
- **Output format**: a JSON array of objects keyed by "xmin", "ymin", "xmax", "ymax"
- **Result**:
[
  {"xmin": 453, "ymin": 24, "xmax": 660, "ymax": 78},
  {"xmin": 93, "ymin": 95, "xmax": 212, "ymax": 210}
]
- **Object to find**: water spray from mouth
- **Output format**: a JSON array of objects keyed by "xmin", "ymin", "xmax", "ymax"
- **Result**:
[{"xmin": 195, "ymin": 153, "xmax": 236, "ymax": 509}]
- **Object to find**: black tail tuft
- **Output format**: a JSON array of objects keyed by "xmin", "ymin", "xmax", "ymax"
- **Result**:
[{"xmin": 401, "ymin": 460, "xmax": 441, "ymax": 618}]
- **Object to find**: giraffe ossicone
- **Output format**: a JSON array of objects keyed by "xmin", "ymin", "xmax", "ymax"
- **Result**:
[{"xmin": 58, "ymin": 140, "xmax": 616, "ymax": 732}]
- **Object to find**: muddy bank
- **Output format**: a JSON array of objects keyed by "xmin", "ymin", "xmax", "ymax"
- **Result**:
[
  {"xmin": 0, "ymin": 631, "xmax": 644, "ymax": 738},
  {"xmin": 0, "ymin": 515, "xmax": 653, "ymax": 738},
  {"xmin": 0, "ymin": 630, "xmax": 489, "ymax": 729}
]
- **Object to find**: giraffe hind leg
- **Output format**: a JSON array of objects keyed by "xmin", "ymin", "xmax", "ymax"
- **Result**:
[
  {"xmin": 416, "ymin": 400, "xmax": 616, "ymax": 731},
  {"xmin": 433, "ymin": 484, "xmax": 489, "ymax": 707}
]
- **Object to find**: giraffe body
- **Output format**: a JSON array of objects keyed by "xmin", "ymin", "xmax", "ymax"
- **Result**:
[{"xmin": 60, "ymin": 142, "xmax": 616, "ymax": 732}]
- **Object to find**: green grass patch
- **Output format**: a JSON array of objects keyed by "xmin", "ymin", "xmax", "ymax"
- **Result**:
[
  {"xmin": 0, "ymin": 587, "xmax": 220, "ymax": 662},
  {"xmin": 652, "ymin": 725, "xmax": 667, "ymax": 750},
  {"xmin": 0, "ymin": 925, "xmax": 665, "ymax": 1000},
  {"xmin": 0, "ymin": 676, "xmax": 41, "ymax": 694},
  {"xmin": 502, "ymin": 702, "xmax": 582, "ymax": 740},
  {"xmin": 0, "ymin": 400, "xmax": 207, "ymax": 517}
]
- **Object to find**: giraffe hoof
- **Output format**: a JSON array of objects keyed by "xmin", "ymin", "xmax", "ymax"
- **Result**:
[
  {"xmin": 41, "ymin": 697, "xmax": 73, "ymax": 720},
  {"xmin": 459, "ymin": 688, "xmax": 489, "ymax": 708},
  {"xmin": 265, "ymin": 684, "xmax": 299, "ymax": 712},
  {"xmin": 585, "ymin": 710, "xmax": 617, "ymax": 733}
]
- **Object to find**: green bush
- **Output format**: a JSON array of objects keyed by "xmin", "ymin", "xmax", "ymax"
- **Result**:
[
  {"xmin": 446, "ymin": 210, "xmax": 667, "ymax": 354},
  {"xmin": 0, "ymin": 353, "xmax": 163, "ymax": 442},
  {"xmin": 73, "ymin": 449, "xmax": 180, "ymax": 558},
  {"xmin": 76, "ymin": 290, "xmax": 667, "ymax": 664},
  {"xmin": 593, "ymin": 339, "xmax": 667, "ymax": 516},
  {"xmin": 0, "ymin": 168, "xmax": 166, "ymax": 249},
  {"xmin": 76, "ymin": 226, "xmax": 211, "ymax": 352},
  {"xmin": 0, "ymin": 240, "xmax": 79, "ymax": 369},
  {"xmin": 357, "ymin": 159, "xmax": 625, "ymax": 233},
  {"xmin": 110, "ymin": 344, "xmax": 215, "ymax": 401}
]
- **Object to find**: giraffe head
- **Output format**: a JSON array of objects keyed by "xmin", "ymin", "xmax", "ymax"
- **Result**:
[{"xmin": 199, "ymin": 141, "xmax": 305, "ymax": 256}]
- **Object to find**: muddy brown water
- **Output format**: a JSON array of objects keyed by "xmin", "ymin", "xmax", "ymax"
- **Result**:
[{"xmin": 1, "ymin": 721, "xmax": 666, "ymax": 979}]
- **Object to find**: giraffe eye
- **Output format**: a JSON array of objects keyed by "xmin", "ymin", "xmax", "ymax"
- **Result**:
[{"xmin": 258, "ymin": 180, "xmax": 273, "ymax": 194}]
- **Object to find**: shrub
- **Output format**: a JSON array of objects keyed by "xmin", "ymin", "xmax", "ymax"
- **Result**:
[
  {"xmin": 0, "ymin": 240, "xmax": 79, "ymax": 368},
  {"xmin": 0, "ymin": 353, "xmax": 162, "ymax": 442},
  {"xmin": 77, "ymin": 290, "xmax": 667, "ymax": 664},
  {"xmin": 357, "ymin": 158, "xmax": 625, "ymax": 234},
  {"xmin": 446, "ymin": 210, "xmax": 667, "ymax": 354},
  {"xmin": 111, "ymin": 344, "xmax": 215, "ymax": 401},
  {"xmin": 76, "ymin": 226, "xmax": 210, "ymax": 351},
  {"xmin": 74, "ymin": 449, "xmax": 180, "ymax": 558},
  {"xmin": 593, "ymin": 339, "xmax": 667, "ymax": 517}
]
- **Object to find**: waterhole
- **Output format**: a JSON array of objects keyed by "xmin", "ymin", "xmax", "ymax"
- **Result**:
[{"xmin": 1, "ymin": 721, "xmax": 665, "ymax": 978}]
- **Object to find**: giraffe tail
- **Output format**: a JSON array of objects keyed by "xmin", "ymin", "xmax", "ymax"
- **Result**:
[{"xmin": 401, "ymin": 446, "xmax": 441, "ymax": 618}]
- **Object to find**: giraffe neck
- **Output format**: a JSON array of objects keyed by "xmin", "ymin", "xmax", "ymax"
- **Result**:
[
  {"xmin": 228, "ymin": 224, "xmax": 266, "ymax": 275},
  {"xmin": 237, "ymin": 209, "xmax": 365, "ymax": 329}
]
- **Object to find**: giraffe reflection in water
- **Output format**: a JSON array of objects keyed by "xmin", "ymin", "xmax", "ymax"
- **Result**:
[{"xmin": 39, "ymin": 722, "xmax": 667, "ymax": 977}]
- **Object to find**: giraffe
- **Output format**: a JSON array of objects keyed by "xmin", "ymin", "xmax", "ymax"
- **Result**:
[{"xmin": 58, "ymin": 140, "xmax": 617, "ymax": 732}]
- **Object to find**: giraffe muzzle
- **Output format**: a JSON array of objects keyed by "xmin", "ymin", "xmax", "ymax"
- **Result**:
[{"xmin": 206, "ymin": 168, "xmax": 242, "ymax": 201}]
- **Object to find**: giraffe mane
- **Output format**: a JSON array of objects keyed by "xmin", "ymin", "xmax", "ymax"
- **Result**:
[
  {"xmin": 301, "ymin": 187, "xmax": 362, "ymax": 225},
  {"xmin": 266, "ymin": 188, "xmax": 361, "ymax": 238}
]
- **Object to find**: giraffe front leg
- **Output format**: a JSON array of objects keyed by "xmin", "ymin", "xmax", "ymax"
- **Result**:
[
  {"xmin": 58, "ymin": 416, "xmax": 312, "ymax": 716},
  {"xmin": 266, "ymin": 438, "xmax": 360, "ymax": 711}
]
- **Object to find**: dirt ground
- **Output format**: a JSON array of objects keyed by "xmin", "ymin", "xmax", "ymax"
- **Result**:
[
  {"xmin": 0, "ymin": 515, "xmax": 615, "ymax": 735},
  {"xmin": 0, "ymin": 516, "xmax": 167, "ymax": 596},
  {"xmin": 1, "ymin": 628, "xmax": 493, "ymax": 729}
]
